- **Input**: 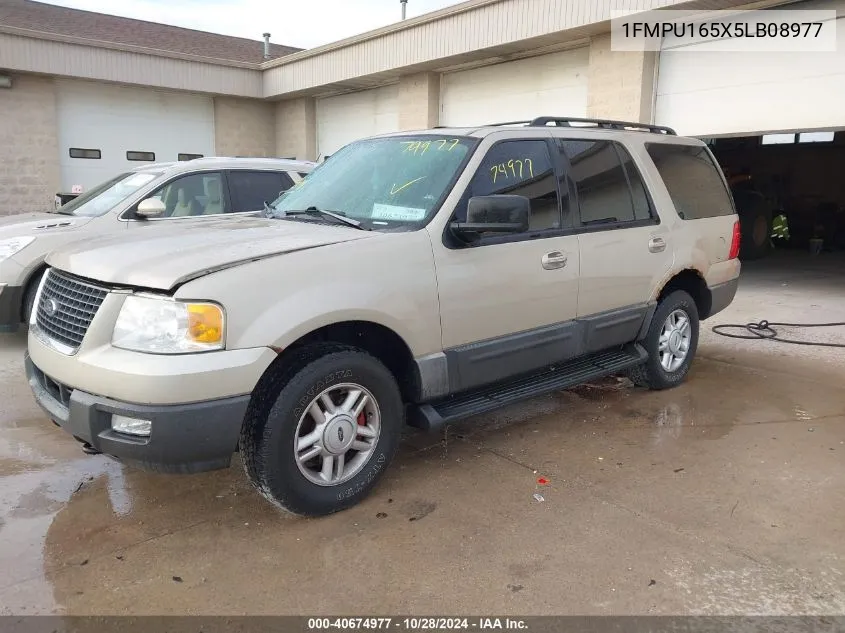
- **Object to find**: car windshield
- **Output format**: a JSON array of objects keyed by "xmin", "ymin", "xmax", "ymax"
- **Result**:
[
  {"xmin": 269, "ymin": 135, "xmax": 476, "ymax": 229},
  {"xmin": 57, "ymin": 171, "xmax": 162, "ymax": 217}
]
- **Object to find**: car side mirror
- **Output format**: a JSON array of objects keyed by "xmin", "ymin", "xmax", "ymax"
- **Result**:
[
  {"xmin": 450, "ymin": 195, "xmax": 531, "ymax": 241},
  {"xmin": 135, "ymin": 197, "xmax": 166, "ymax": 219}
]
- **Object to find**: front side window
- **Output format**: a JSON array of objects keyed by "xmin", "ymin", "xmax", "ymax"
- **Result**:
[
  {"xmin": 646, "ymin": 143, "xmax": 735, "ymax": 220},
  {"xmin": 56, "ymin": 171, "xmax": 161, "ymax": 217},
  {"xmin": 271, "ymin": 136, "xmax": 475, "ymax": 229},
  {"xmin": 456, "ymin": 140, "xmax": 561, "ymax": 232},
  {"xmin": 143, "ymin": 172, "xmax": 226, "ymax": 218},
  {"xmin": 561, "ymin": 140, "xmax": 639, "ymax": 227},
  {"xmin": 228, "ymin": 171, "xmax": 293, "ymax": 213}
]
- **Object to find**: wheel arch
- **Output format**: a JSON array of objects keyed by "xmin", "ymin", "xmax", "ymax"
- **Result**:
[
  {"xmin": 255, "ymin": 320, "xmax": 421, "ymax": 405},
  {"xmin": 655, "ymin": 268, "xmax": 713, "ymax": 320}
]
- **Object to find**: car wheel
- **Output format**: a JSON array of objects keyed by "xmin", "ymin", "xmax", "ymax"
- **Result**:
[
  {"xmin": 240, "ymin": 343, "xmax": 403, "ymax": 517},
  {"xmin": 629, "ymin": 290, "xmax": 699, "ymax": 390}
]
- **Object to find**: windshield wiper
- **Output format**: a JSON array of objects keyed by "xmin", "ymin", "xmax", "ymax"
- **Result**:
[{"xmin": 279, "ymin": 206, "xmax": 369, "ymax": 230}]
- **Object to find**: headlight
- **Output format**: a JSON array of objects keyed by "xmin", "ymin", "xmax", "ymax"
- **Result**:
[
  {"xmin": 112, "ymin": 295, "xmax": 225, "ymax": 354},
  {"xmin": 0, "ymin": 236, "xmax": 35, "ymax": 262}
]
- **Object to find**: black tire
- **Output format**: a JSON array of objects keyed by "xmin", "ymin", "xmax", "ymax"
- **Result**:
[
  {"xmin": 240, "ymin": 343, "xmax": 403, "ymax": 517},
  {"xmin": 628, "ymin": 290, "xmax": 699, "ymax": 390},
  {"xmin": 21, "ymin": 269, "xmax": 45, "ymax": 326},
  {"xmin": 736, "ymin": 193, "xmax": 772, "ymax": 260}
]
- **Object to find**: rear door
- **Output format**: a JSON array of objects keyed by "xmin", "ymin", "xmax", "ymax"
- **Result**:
[{"xmin": 561, "ymin": 138, "xmax": 674, "ymax": 352}]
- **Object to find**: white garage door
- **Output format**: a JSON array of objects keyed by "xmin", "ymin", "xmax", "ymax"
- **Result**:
[
  {"xmin": 316, "ymin": 85, "xmax": 399, "ymax": 158},
  {"xmin": 656, "ymin": 6, "xmax": 845, "ymax": 136},
  {"xmin": 57, "ymin": 79, "xmax": 215, "ymax": 193},
  {"xmin": 440, "ymin": 48, "xmax": 589, "ymax": 127}
]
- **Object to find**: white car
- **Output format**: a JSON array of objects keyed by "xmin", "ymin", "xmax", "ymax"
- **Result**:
[{"xmin": 0, "ymin": 157, "xmax": 314, "ymax": 332}]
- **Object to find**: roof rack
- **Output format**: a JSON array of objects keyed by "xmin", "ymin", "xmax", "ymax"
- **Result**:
[{"xmin": 485, "ymin": 116, "xmax": 677, "ymax": 135}]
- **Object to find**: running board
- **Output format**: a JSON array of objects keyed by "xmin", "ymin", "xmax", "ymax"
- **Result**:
[{"xmin": 408, "ymin": 344, "xmax": 647, "ymax": 431}]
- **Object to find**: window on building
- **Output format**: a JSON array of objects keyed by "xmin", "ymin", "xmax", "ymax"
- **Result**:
[
  {"xmin": 69, "ymin": 148, "xmax": 101, "ymax": 159},
  {"xmin": 126, "ymin": 151, "xmax": 155, "ymax": 162},
  {"xmin": 178, "ymin": 153, "xmax": 204, "ymax": 161},
  {"xmin": 646, "ymin": 143, "xmax": 734, "ymax": 220},
  {"xmin": 228, "ymin": 171, "xmax": 294, "ymax": 213}
]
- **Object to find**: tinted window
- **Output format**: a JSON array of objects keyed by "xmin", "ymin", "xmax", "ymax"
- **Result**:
[
  {"xmin": 646, "ymin": 143, "xmax": 734, "ymax": 219},
  {"xmin": 145, "ymin": 172, "xmax": 226, "ymax": 217},
  {"xmin": 615, "ymin": 145, "xmax": 652, "ymax": 221},
  {"xmin": 228, "ymin": 171, "xmax": 293, "ymax": 213},
  {"xmin": 127, "ymin": 151, "xmax": 155, "ymax": 162},
  {"xmin": 178, "ymin": 153, "xmax": 203, "ymax": 161},
  {"xmin": 561, "ymin": 140, "xmax": 636, "ymax": 226},
  {"xmin": 460, "ymin": 140, "xmax": 560, "ymax": 232},
  {"xmin": 69, "ymin": 148, "xmax": 101, "ymax": 159}
]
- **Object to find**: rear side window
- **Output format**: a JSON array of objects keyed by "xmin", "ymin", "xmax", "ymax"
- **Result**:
[
  {"xmin": 646, "ymin": 143, "xmax": 734, "ymax": 220},
  {"xmin": 561, "ymin": 140, "xmax": 653, "ymax": 227},
  {"xmin": 227, "ymin": 171, "xmax": 294, "ymax": 213}
]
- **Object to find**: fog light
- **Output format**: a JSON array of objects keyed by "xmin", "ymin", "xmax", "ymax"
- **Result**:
[{"xmin": 111, "ymin": 414, "xmax": 152, "ymax": 437}]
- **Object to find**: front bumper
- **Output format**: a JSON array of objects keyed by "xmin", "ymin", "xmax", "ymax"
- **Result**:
[
  {"xmin": 0, "ymin": 284, "xmax": 23, "ymax": 332},
  {"xmin": 26, "ymin": 354, "xmax": 250, "ymax": 473}
]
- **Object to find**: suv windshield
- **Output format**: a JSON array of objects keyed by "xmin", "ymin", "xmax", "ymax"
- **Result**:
[
  {"xmin": 270, "ymin": 135, "xmax": 476, "ymax": 229},
  {"xmin": 57, "ymin": 171, "xmax": 162, "ymax": 217}
]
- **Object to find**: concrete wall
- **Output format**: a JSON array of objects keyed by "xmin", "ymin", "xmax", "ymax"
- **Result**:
[
  {"xmin": 0, "ymin": 74, "xmax": 60, "ymax": 215},
  {"xmin": 398, "ymin": 72, "xmax": 440, "ymax": 130},
  {"xmin": 275, "ymin": 98, "xmax": 317, "ymax": 161},
  {"xmin": 587, "ymin": 34, "xmax": 656, "ymax": 123},
  {"xmin": 213, "ymin": 97, "xmax": 275, "ymax": 157}
]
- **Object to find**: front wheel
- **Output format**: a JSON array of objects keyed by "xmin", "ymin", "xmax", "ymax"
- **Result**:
[
  {"xmin": 240, "ymin": 344, "xmax": 403, "ymax": 517},
  {"xmin": 629, "ymin": 290, "xmax": 699, "ymax": 390}
]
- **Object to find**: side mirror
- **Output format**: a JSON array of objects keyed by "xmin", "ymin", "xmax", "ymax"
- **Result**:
[
  {"xmin": 450, "ymin": 195, "xmax": 530, "ymax": 241},
  {"xmin": 135, "ymin": 197, "xmax": 166, "ymax": 219}
]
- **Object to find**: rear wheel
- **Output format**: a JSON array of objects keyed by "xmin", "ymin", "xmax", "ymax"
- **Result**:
[
  {"xmin": 629, "ymin": 290, "xmax": 699, "ymax": 390},
  {"xmin": 240, "ymin": 343, "xmax": 403, "ymax": 517}
]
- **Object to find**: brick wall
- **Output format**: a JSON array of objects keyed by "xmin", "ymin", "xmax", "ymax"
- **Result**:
[
  {"xmin": 399, "ymin": 72, "xmax": 440, "ymax": 130},
  {"xmin": 275, "ymin": 98, "xmax": 317, "ymax": 161},
  {"xmin": 587, "ymin": 34, "xmax": 656, "ymax": 123},
  {"xmin": 0, "ymin": 74, "xmax": 60, "ymax": 215},
  {"xmin": 213, "ymin": 97, "xmax": 276, "ymax": 157}
]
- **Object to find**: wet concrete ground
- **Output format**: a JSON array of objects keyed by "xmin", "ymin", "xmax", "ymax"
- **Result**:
[{"xmin": 1, "ymin": 253, "xmax": 843, "ymax": 615}]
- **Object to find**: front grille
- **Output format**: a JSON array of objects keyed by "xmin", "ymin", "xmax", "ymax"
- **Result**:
[{"xmin": 35, "ymin": 269, "xmax": 109, "ymax": 352}]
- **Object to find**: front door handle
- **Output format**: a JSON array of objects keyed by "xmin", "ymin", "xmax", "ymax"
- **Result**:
[
  {"xmin": 541, "ymin": 251, "xmax": 568, "ymax": 270},
  {"xmin": 649, "ymin": 237, "xmax": 667, "ymax": 253}
]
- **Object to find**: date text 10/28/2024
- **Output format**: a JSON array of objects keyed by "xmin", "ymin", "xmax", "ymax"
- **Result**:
[{"xmin": 308, "ymin": 618, "xmax": 528, "ymax": 630}]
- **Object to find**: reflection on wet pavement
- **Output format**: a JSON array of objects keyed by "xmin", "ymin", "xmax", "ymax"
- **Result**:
[{"xmin": 1, "ymin": 327, "xmax": 844, "ymax": 615}]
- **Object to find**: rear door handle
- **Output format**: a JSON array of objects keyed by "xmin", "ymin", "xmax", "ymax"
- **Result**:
[
  {"xmin": 648, "ymin": 237, "xmax": 666, "ymax": 253},
  {"xmin": 541, "ymin": 251, "xmax": 568, "ymax": 270}
]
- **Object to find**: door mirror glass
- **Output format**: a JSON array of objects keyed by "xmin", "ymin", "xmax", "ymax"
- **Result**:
[
  {"xmin": 136, "ymin": 197, "xmax": 166, "ymax": 219},
  {"xmin": 450, "ymin": 195, "xmax": 530, "ymax": 240}
]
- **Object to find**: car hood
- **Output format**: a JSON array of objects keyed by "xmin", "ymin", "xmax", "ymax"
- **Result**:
[
  {"xmin": 0, "ymin": 212, "xmax": 93, "ymax": 238},
  {"xmin": 46, "ymin": 216, "xmax": 377, "ymax": 291}
]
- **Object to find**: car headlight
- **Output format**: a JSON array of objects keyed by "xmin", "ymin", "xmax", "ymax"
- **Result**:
[
  {"xmin": 112, "ymin": 295, "xmax": 225, "ymax": 354},
  {"xmin": 0, "ymin": 236, "xmax": 35, "ymax": 262}
]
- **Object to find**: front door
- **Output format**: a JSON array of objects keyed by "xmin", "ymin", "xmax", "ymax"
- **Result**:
[{"xmin": 432, "ymin": 136, "xmax": 582, "ymax": 392}]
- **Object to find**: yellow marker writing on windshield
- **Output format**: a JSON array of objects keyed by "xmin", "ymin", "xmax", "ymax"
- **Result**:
[{"xmin": 390, "ymin": 177, "xmax": 425, "ymax": 195}]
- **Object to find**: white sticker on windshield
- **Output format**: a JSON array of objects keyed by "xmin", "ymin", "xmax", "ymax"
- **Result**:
[
  {"xmin": 125, "ymin": 173, "xmax": 157, "ymax": 187},
  {"xmin": 371, "ymin": 203, "xmax": 426, "ymax": 222}
]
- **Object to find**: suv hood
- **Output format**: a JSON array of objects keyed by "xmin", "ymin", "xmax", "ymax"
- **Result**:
[
  {"xmin": 0, "ymin": 212, "xmax": 92, "ymax": 238},
  {"xmin": 46, "ymin": 216, "xmax": 376, "ymax": 290}
]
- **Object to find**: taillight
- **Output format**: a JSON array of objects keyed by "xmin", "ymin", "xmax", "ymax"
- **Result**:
[{"xmin": 729, "ymin": 220, "xmax": 741, "ymax": 259}]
